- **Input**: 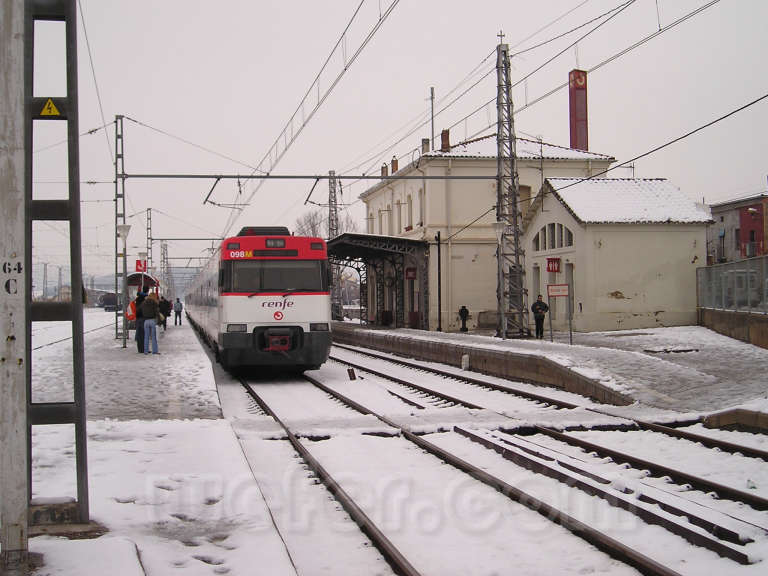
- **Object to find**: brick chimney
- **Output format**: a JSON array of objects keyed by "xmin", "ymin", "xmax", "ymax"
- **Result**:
[
  {"xmin": 440, "ymin": 129, "xmax": 450, "ymax": 152},
  {"xmin": 421, "ymin": 138, "xmax": 430, "ymax": 154},
  {"xmin": 381, "ymin": 163, "xmax": 388, "ymax": 178},
  {"xmin": 391, "ymin": 156, "xmax": 398, "ymax": 173},
  {"xmin": 568, "ymin": 69, "xmax": 588, "ymax": 150}
]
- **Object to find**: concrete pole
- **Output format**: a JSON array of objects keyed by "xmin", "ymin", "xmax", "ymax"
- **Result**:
[
  {"xmin": 43, "ymin": 262, "xmax": 48, "ymax": 299},
  {"xmin": 58, "ymin": 266, "xmax": 63, "ymax": 301},
  {"xmin": 1, "ymin": 0, "xmax": 30, "ymax": 566}
]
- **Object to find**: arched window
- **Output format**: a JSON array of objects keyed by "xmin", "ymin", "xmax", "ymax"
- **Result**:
[{"xmin": 533, "ymin": 223, "xmax": 575, "ymax": 251}]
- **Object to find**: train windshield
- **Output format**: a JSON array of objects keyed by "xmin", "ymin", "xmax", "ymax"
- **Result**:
[{"xmin": 225, "ymin": 260, "xmax": 328, "ymax": 293}]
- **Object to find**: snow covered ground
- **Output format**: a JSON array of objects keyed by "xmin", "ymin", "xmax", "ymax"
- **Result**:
[
  {"xmin": 1, "ymin": 309, "xmax": 766, "ymax": 575},
  {"xmin": 362, "ymin": 325, "xmax": 768, "ymax": 412}
]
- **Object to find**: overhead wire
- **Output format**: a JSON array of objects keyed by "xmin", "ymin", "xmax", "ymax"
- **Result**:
[
  {"xmin": 124, "ymin": 116, "xmax": 264, "ymax": 173},
  {"xmin": 448, "ymin": 89, "xmax": 768, "ymax": 241},
  {"xmin": 338, "ymin": 1, "xmax": 634, "ymax": 194},
  {"xmin": 77, "ymin": 0, "xmax": 113, "ymax": 164},
  {"xmin": 222, "ymin": 0, "xmax": 402, "ymax": 237},
  {"xmin": 455, "ymin": 0, "xmax": 722, "ymax": 143}
]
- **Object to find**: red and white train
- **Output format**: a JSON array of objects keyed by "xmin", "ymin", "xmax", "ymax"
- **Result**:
[{"xmin": 185, "ymin": 226, "xmax": 331, "ymax": 371}]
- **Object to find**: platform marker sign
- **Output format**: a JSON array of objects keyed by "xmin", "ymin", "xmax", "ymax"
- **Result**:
[{"xmin": 546, "ymin": 283, "xmax": 573, "ymax": 344}]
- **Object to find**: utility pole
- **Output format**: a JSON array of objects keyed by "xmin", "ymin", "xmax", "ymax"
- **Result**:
[
  {"xmin": 58, "ymin": 266, "xmax": 63, "ymax": 301},
  {"xmin": 1, "ymin": 0, "xmax": 29, "ymax": 567},
  {"xmin": 495, "ymin": 37, "xmax": 529, "ymax": 337},
  {"xmin": 42, "ymin": 262, "xmax": 48, "ymax": 299},
  {"xmin": 146, "ymin": 207, "xmax": 153, "ymax": 274},
  {"xmin": 114, "ymin": 115, "xmax": 127, "ymax": 340}
]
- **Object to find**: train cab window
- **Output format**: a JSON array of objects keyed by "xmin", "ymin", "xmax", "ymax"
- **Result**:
[{"xmin": 227, "ymin": 260, "xmax": 328, "ymax": 293}]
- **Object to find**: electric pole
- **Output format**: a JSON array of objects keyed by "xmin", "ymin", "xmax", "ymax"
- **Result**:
[{"xmin": 496, "ymin": 37, "xmax": 529, "ymax": 337}]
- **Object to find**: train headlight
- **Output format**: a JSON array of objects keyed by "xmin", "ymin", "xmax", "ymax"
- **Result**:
[
  {"xmin": 227, "ymin": 323, "xmax": 248, "ymax": 333},
  {"xmin": 309, "ymin": 322, "xmax": 329, "ymax": 332}
]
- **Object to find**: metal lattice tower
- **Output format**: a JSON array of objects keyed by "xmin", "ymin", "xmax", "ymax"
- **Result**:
[
  {"xmin": 496, "ymin": 42, "xmax": 529, "ymax": 336},
  {"xmin": 160, "ymin": 241, "xmax": 172, "ymax": 298},
  {"xmin": 114, "ymin": 115, "xmax": 127, "ymax": 340},
  {"xmin": 328, "ymin": 170, "xmax": 343, "ymax": 320},
  {"xmin": 146, "ymin": 207, "xmax": 153, "ymax": 277}
]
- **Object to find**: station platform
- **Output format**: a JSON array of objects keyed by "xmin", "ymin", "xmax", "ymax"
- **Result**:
[{"xmin": 27, "ymin": 310, "xmax": 297, "ymax": 576}]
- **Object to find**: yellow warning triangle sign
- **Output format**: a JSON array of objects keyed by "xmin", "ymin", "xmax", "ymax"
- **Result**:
[{"xmin": 40, "ymin": 98, "xmax": 60, "ymax": 116}]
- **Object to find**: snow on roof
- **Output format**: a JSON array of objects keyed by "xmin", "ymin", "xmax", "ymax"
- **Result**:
[
  {"xmin": 709, "ymin": 192, "xmax": 768, "ymax": 208},
  {"xmin": 427, "ymin": 133, "xmax": 615, "ymax": 162},
  {"xmin": 547, "ymin": 178, "xmax": 712, "ymax": 224}
]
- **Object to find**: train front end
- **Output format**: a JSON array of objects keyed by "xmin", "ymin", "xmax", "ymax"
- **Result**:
[{"xmin": 217, "ymin": 229, "xmax": 331, "ymax": 370}]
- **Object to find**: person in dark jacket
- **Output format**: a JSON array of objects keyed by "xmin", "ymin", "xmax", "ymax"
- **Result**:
[
  {"xmin": 159, "ymin": 296, "xmax": 171, "ymax": 331},
  {"xmin": 173, "ymin": 298, "xmax": 183, "ymax": 325},
  {"xmin": 141, "ymin": 292, "xmax": 160, "ymax": 354},
  {"xmin": 531, "ymin": 294, "xmax": 549, "ymax": 340},
  {"xmin": 134, "ymin": 289, "xmax": 147, "ymax": 353}
]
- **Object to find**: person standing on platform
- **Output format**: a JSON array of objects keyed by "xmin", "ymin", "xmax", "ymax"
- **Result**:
[
  {"xmin": 173, "ymin": 298, "xmax": 183, "ymax": 325},
  {"xmin": 159, "ymin": 296, "xmax": 171, "ymax": 331},
  {"xmin": 531, "ymin": 294, "xmax": 549, "ymax": 340},
  {"xmin": 141, "ymin": 292, "xmax": 160, "ymax": 354},
  {"xmin": 134, "ymin": 289, "xmax": 147, "ymax": 353}
]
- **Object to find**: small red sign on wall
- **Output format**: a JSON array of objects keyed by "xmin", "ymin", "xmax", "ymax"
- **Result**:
[{"xmin": 546, "ymin": 258, "xmax": 560, "ymax": 273}]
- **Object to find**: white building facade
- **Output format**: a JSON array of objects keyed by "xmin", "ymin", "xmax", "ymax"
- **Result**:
[
  {"xmin": 359, "ymin": 133, "xmax": 613, "ymax": 331},
  {"xmin": 526, "ymin": 178, "xmax": 711, "ymax": 332}
]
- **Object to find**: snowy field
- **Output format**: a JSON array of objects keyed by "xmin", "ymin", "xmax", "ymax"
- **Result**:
[{"xmin": 2, "ymin": 311, "xmax": 766, "ymax": 575}]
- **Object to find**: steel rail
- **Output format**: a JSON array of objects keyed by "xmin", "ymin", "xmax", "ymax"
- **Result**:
[
  {"xmin": 303, "ymin": 374, "xmax": 684, "ymax": 576},
  {"xmin": 632, "ymin": 420, "xmax": 768, "ymax": 462},
  {"xmin": 237, "ymin": 377, "xmax": 423, "ymax": 576},
  {"xmin": 333, "ymin": 344, "xmax": 768, "ymax": 461},
  {"xmin": 331, "ymin": 344, "xmax": 579, "ymax": 408},
  {"xmin": 328, "ymin": 356, "xmax": 484, "ymax": 409},
  {"xmin": 536, "ymin": 427, "xmax": 768, "ymax": 512},
  {"xmin": 455, "ymin": 426, "xmax": 751, "ymax": 562}
]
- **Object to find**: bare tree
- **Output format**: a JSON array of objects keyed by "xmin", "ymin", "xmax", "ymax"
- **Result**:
[
  {"xmin": 293, "ymin": 209, "xmax": 325, "ymax": 237},
  {"xmin": 294, "ymin": 208, "xmax": 359, "ymax": 238}
]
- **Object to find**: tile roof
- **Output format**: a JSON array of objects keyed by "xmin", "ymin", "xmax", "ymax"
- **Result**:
[
  {"xmin": 546, "ymin": 178, "xmax": 712, "ymax": 224},
  {"xmin": 426, "ymin": 133, "xmax": 615, "ymax": 162}
]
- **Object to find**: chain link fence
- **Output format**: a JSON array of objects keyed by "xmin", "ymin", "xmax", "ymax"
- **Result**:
[{"xmin": 697, "ymin": 255, "xmax": 768, "ymax": 312}]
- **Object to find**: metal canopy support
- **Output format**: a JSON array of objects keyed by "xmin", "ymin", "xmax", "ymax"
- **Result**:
[
  {"xmin": 327, "ymin": 171, "xmax": 343, "ymax": 320},
  {"xmin": 1, "ymin": 0, "xmax": 29, "ymax": 566},
  {"xmin": 114, "ymin": 115, "xmax": 127, "ymax": 340},
  {"xmin": 25, "ymin": 0, "xmax": 89, "ymax": 532},
  {"xmin": 496, "ymin": 42, "xmax": 529, "ymax": 337}
]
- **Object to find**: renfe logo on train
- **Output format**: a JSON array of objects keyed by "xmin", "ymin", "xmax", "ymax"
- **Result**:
[{"xmin": 262, "ymin": 300, "xmax": 295, "ymax": 309}]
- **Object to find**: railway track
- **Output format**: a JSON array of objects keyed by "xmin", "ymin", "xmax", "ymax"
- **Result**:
[
  {"xmin": 317, "ymin": 346, "xmax": 768, "ymax": 570},
  {"xmin": 235, "ymin": 359, "xmax": 767, "ymax": 575},
  {"xmin": 332, "ymin": 343, "xmax": 768, "ymax": 461}
]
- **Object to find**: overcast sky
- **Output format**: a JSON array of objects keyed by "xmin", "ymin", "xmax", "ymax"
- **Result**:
[{"xmin": 29, "ymin": 0, "xmax": 768, "ymax": 280}]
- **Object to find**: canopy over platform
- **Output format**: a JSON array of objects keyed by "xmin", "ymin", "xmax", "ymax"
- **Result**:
[
  {"xmin": 127, "ymin": 272, "xmax": 159, "ymax": 289},
  {"xmin": 327, "ymin": 233, "xmax": 430, "ymax": 329}
]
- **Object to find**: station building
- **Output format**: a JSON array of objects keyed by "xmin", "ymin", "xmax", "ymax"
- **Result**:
[{"xmin": 333, "ymin": 131, "xmax": 710, "ymax": 333}]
